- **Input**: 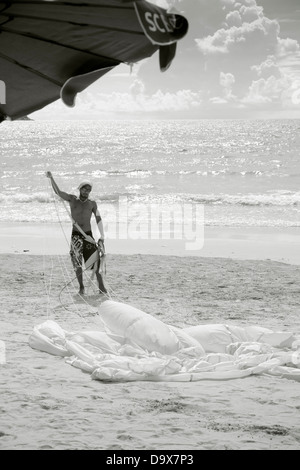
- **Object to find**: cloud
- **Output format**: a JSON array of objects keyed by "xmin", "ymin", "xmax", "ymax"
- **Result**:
[
  {"xmin": 220, "ymin": 72, "xmax": 236, "ymax": 88},
  {"xmin": 242, "ymin": 75, "xmax": 289, "ymax": 104},
  {"xmin": 191, "ymin": 0, "xmax": 300, "ymax": 115},
  {"xmin": 277, "ymin": 37, "xmax": 300, "ymax": 57},
  {"xmin": 226, "ymin": 11, "xmax": 242, "ymax": 27},
  {"xmin": 239, "ymin": 4, "xmax": 264, "ymax": 22},
  {"xmin": 31, "ymin": 87, "xmax": 203, "ymax": 120},
  {"xmin": 251, "ymin": 55, "xmax": 281, "ymax": 78},
  {"xmin": 130, "ymin": 79, "xmax": 146, "ymax": 97},
  {"xmin": 134, "ymin": 89, "xmax": 202, "ymax": 112},
  {"xmin": 220, "ymin": 72, "xmax": 236, "ymax": 100},
  {"xmin": 196, "ymin": 16, "xmax": 280, "ymax": 56}
]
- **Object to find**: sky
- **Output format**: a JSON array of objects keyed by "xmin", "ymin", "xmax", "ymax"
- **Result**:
[{"xmin": 31, "ymin": 0, "xmax": 300, "ymax": 120}]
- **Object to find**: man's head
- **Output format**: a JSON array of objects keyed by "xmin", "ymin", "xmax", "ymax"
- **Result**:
[
  {"xmin": 78, "ymin": 181, "xmax": 92, "ymax": 191},
  {"xmin": 78, "ymin": 181, "xmax": 92, "ymax": 199}
]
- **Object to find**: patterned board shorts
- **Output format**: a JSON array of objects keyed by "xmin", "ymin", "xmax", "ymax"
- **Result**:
[{"xmin": 70, "ymin": 231, "xmax": 98, "ymax": 270}]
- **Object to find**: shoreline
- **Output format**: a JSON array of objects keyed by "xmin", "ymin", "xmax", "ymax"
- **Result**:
[{"xmin": 0, "ymin": 222, "xmax": 300, "ymax": 265}]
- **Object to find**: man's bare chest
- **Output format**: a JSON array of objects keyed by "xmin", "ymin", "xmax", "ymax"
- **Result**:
[{"xmin": 70, "ymin": 199, "xmax": 93, "ymax": 216}]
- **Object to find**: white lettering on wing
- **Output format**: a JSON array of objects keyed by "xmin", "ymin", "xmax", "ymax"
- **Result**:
[{"xmin": 144, "ymin": 12, "xmax": 174, "ymax": 34}]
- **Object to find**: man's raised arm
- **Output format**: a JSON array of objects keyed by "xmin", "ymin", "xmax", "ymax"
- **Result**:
[{"xmin": 46, "ymin": 171, "xmax": 72, "ymax": 201}]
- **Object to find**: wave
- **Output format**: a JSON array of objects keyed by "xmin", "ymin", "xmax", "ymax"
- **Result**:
[
  {"xmin": 1, "ymin": 190, "xmax": 300, "ymax": 208},
  {"xmin": 187, "ymin": 191, "xmax": 300, "ymax": 207},
  {"xmin": 179, "ymin": 170, "xmax": 268, "ymax": 177},
  {"xmin": 1, "ymin": 168, "xmax": 295, "ymax": 186},
  {"xmin": 0, "ymin": 192, "xmax": 134, "ymax": 205},
  {"xmin": 90, "ymin": 169, "xmax": 153, "ymax": 178},
  {"xmin": 0, "ymin": 192, "xmax": 53, "ymax": 203},
  {"xmin": 87, "ymin": 168, "xmax": 289, "ymax": 178},
  {"xmin": 102, "ymin": 191, "xmax": 300, "ymax": 207},
  {"xmin": 127, "ymin": 191, "xmax": 300, "ymax": 207},
  {"xmin": 78, "ymin": 167, "xmax": 298, "ymax": 179}
]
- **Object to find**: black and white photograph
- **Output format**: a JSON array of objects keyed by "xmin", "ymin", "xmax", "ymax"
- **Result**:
[{"xmin": 0, "ymin": 0, "xmax": 300, "ymax": 452}]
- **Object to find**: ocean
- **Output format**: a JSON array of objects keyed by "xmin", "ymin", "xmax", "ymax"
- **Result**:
[{"xmin": 1, "ymin": 119, "xmax": 300, "ymax": 233}]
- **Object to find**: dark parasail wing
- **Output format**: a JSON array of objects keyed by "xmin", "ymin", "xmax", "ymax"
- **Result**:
[{"xmin": 0, "ymin": 0, "xmax": 188, "ymax": 121}]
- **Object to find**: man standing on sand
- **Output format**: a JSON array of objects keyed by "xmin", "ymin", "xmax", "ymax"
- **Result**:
[{"xmin": 46, "ymin": 171, "xmax": 107, "ymax": 296}]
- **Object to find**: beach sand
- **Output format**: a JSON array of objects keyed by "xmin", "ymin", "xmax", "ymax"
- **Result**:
[{"xmin": 1, "ymin": 234, "xmax": 300, "ymax": 450}]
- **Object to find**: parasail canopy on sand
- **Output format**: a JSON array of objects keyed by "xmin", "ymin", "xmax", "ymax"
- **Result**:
[
  {"xmin": 0, "ymin": 0, "xmax": 189, "ymax": 122},
  {"xmin": 29, "ymin": 300, "xmax": 300, "ymax": 383}
]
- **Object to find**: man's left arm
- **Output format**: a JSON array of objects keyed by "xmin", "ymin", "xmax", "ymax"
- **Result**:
[{"xmin": 93, "ymin": 202, "xmax": 105, "ymax": 241}]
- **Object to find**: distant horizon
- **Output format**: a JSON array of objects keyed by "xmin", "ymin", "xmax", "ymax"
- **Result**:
[
  {"xmin": 14, "ymin": 116, "xmax": 300, "ymax": 120},
  {"xmin": 18, "ymin": 115, "xmax": 300, "ymax": 122}
]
